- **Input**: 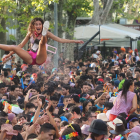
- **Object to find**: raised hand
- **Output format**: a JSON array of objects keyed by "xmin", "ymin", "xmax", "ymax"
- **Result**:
[{"xmin": 37, "ymin": 96, "xmax": 42, "ymax": 108}]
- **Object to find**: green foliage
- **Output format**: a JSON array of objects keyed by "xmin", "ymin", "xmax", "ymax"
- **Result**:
[{"xmin": 63, "ymin": 0, "xmax": 92, "ymax": 17}]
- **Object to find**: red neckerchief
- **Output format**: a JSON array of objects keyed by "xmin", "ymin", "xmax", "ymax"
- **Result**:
[{"xmin": 34, "ymin": 31, "xmax": 41, "ymax": 37}]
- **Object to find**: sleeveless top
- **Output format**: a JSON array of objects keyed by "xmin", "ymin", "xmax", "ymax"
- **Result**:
[{"xmin": 110, "ymin": 91, "xmax": 135, "ymax": 115}]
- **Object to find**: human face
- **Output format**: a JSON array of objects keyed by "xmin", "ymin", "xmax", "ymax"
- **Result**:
[
  {"xmin": 0, "ymin": 87, "xmax": 5, "ymax": 95},
  {"xmin": 12, "ymin": 116, "xmax": 17, "ymax": 125},
  {"xmin": 62, "ymin": 88, "xmax": 67, "ymax": 96},
  {"xmin": 31, "ymin": 89, "xmax": 38, "ymax": 95},
  {"xmin": 34, "ymin": 20, "xmax": 43, "ymax": 34},
  {"xmin": 64, "ymin": 68, "xmax": 70, "ymax": 75},
  {"xmin": 18, "ymin": 117, "xmax": 27, "ymax": 125},
  {"xmin": 14, "ymin": 88, "xmax": 20, "ymax": 97},
  {"xmin": 63, "ymin": 77, "xmax": 69, "ymax": 84},
  {"xmin": 85, "ymin": 102, "xmax": 92, "ymax": 112},
  {"xmin": 123, "ymin": 67, "xmax": 127, "ymax": 73},
  {"xmin": 63, "ymin": 98, "xmax": 69, "ymax": 107},
  {"xmin": 89, "ymin": 112, "xmax": 97, "ymax": 123},
  {"xmin": 99, "ymin": 97, "xmax": 106, "ymax": 105},
  {"xmin": 82, "ymin": 85, "xmax": 89, "ymax": 93},
  {"xmin": 44, "ymin": 85, "xmax": 48, "ymax": 90},
  {"xmin": 51, "ymin": 100, "xmax": 58, "ymax": 109},
  {"xmin": 41, "ymin": 130, "xmax": 55, "ymax": 140},
  {"xmin": 54, "ymin": 118, "xmax": 61, "ymax": 128}
]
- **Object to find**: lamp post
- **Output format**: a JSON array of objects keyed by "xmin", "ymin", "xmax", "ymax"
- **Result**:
[{"xmin": 53, "ymin": 2, "xmax": 58, "ymax": 67}]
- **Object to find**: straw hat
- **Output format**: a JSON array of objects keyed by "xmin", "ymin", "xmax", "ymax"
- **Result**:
[
  {"xmin": 107, "ymin": 118, "xmax": 123, "ymax": 130},
  {"xmin": 97, "ymin": 113, "xmax": 108, "ymax": 122}
]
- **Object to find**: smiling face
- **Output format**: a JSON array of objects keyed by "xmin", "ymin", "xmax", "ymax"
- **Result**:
[{"xmin": 34, "ymin": 20, "xmax": 43, "ymax": 34}]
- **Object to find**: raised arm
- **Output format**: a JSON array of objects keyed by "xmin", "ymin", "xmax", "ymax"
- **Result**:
[{"xmin": 47, "ymin": 31, "xmax": 84, "ymax": 44}]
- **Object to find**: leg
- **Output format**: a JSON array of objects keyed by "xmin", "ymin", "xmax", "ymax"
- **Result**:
[
  {"xmin": 36, "ymin": 21, "xmax": 49, "ymax": 65},
  {"xmin": 0, "ymin": 44, "xmax": 32, "ymax": 64},
  {"xmin": 36, "ymin": 36, "xmax": 47, "ymax": 64}
]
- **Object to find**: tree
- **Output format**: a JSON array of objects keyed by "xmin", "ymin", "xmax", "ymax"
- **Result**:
[
  {"xmin": 62, "ymin": 0, "xmax": 92, "ymax": 60},
  {"xmin": 90, "ymin": 0, "xmax": 114, "ymax": 24}
]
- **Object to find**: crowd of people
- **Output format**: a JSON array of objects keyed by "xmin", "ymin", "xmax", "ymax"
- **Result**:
[
  {"xmin": 0, "ymin": 47, "xmax": 140, "ymax": 140},
  {"xmin": 0, "ymin": 18, "xmax": 140, "ymax": 140}
]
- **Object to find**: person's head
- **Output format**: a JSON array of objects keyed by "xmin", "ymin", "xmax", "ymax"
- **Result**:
[
  {"xmin": 108, "ymin": 81, "xmax": 114, "ymax": 90},
  {"xmin": 70, "ymin": 94, "xmax": 80, "ymax": 104},
  {"xmin": 13, "ymin": 86, "xmax": 20, "ymax": 97},
  {"xmin": 85, "ymin": 110, "xmax": 97, "ymax": 124},
  {"xmin": 118, "ymin": 73, "xmax": 125, "ymax": 81},
  {"xmin": 63, "ymin": 96, "xmax": 69, "ymax": 107},
  {"xmin": 50, "ymin": 96, "xmax": 59, "ymax": 109},
  {"xmin": 70, "ymin": 106, "xmax": 81, "ymax": 119},
  {"xmin": 122, "ymin": 65, "xmax": 127, "ymax": 73},
  {"xmin": 126, "ymin": 113, "xmax": 139, "ymax": 129},
  {"xmin": 121, "ymin": 79, "xmax": 134, "ymax": 102},
  {"xmin": 27, "ymin": 133, "xmax": 38, "ymax": 140},
  {"xmin": 39, "ymin": 123, "xmax": 56, "ymax": 140},
  {"xmin": 30, "ymin": 87, "xmax": 40, "ymax": 95},
  {"xmin": 72, "ymin": 118, "xmax": 82, "ymax": 127},
  {"xmin": 82, "ymin": 82, "xmax": 90, "ymax": 93},
  {"xmin": 8, "ymin": 113, "xmax": 17, "ymax": 125},
  {"xmin": 61, "ymin": 127, "xmax": 81, "ymax": 140},
  {"xmin": 54, "ymin": 116, "xmax": 61, "ymax": 129},
  {"xmin": 64, "ymin": 67, "xmax": 70, "ymax": 75},
  {"xmin": 63, "ymin": 76, "xmax": 70, "ymax": 84},
  {"xmin": 0, "ymin": 83, "xmax": 5, "ymax": 97},
  {"xmin": 95, "ymin": 86, "xmax": 103, "ymax": 95},
  {"xmin": 28, "ymin": 17, "xmax": 44, "ymax": 35},
  {"xmin": 83, "ymin": 100, "xmax": 93, "ymax": 114},
  {"xmin": 18, "ymin": 115, "xmax": 27, "ymax": 125},
  {"xmin": 25, "ymin": 102, "xmax": 36, "ymax": 113},
  {"xmin": 98, "ymin": 92, "xmax": 106, "ymax": 106},
  {"xmin": 62, "ymin": 84, "xmax": 70, "ymax": 96},
  {"xmin": 88, "ymin": 119, "xmax": 107, "ymax": 140}
]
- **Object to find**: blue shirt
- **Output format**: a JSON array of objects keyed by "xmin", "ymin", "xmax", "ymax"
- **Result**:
[{"xmin": 95, "ymin": 104, "xmax": 104, "ymax": 111}]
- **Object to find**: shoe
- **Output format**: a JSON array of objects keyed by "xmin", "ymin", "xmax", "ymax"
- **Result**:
[
  {"xmin": 42, "ymin": 21, "xmax": 49, "ymax": 36},
  {"xmin": 32, "ymin": 39, "xmax": 40, "ymax": 52}
]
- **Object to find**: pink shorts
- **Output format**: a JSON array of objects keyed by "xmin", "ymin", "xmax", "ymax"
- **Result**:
[{"xmin": 28, "ymin": 50, "xmax": 44, "ymax": 65}]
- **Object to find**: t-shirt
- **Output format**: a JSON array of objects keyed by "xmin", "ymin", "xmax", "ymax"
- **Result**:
[{"xmin": 95, "ymin": 104, "xmax": 104, "ymax": 111}]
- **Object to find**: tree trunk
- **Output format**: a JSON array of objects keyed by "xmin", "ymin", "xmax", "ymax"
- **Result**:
[
  {"xmin": 0, "ymin": 18, "xmax": 6, "ymax": 57},
  {"xmin": 100, "ymin": 0, "xmax": 114, "ymax": 24},
  {"xmin": 65, "ymin": 13, "xmax": 76, "ymax": 61},
  {"xmin": 90, "ymin": 0, "xmax": 114, "ymax": 24},
  {"xmin": 58, "ymin": 0, "xmax": 63, "ymax": 55},
  {"xmin": 90, "ymin": 0, "xmax": 100, "ymax": 24}
]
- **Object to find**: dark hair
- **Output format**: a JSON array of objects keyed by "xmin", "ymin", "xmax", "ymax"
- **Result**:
[
  {"xmin": 13, "ymin": 125, "xmax": 23, "ymax": 131},
  {"xmin": 71, "ymin": 106, "xmax": 81, "ymax": 115},
  {"xmin": 50, "ymin": 96, "xmax": 59, "ymax": 101},
  {"xmin": 40, "ymin": 123, "xmax": 55, "ymax": 133},
  {"xmin": 104, "ymin": 102, "xmax": 113, "ymax": 110},
  {"xmin": 4, "ymin": 71, "xmax": 8, "ymax": 77},
  {"xmin": 25, "ymin": 102, "xmax": 35, "ymax": 109},
  {"xmin": 83, "ymin": 100, "xmax": 93, "ymax": 114},
  {"xmin": 121, "ymin": 79, "xmax": 133, "ymax": 102},
  {"xmin": 119, "ymin": 73, "xmax": 125, "ymax": 79},
  {"xmin": 90, "ymin": 132, "xmax": 101, "ymax": 140},
  {"xmin": 117, "ymin": 115, "xmax": 127, "ymax": 129},
  {"xmin": 27, "ymin": 133, "xmax": 38, "ymax": 139},
  {"xmin": 71, "ymin": 94, "xmax": 80, "ymax": 103},
  {"xmin": 60, "ymin": 121, "xmax": 69, "ymax": 127}
]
